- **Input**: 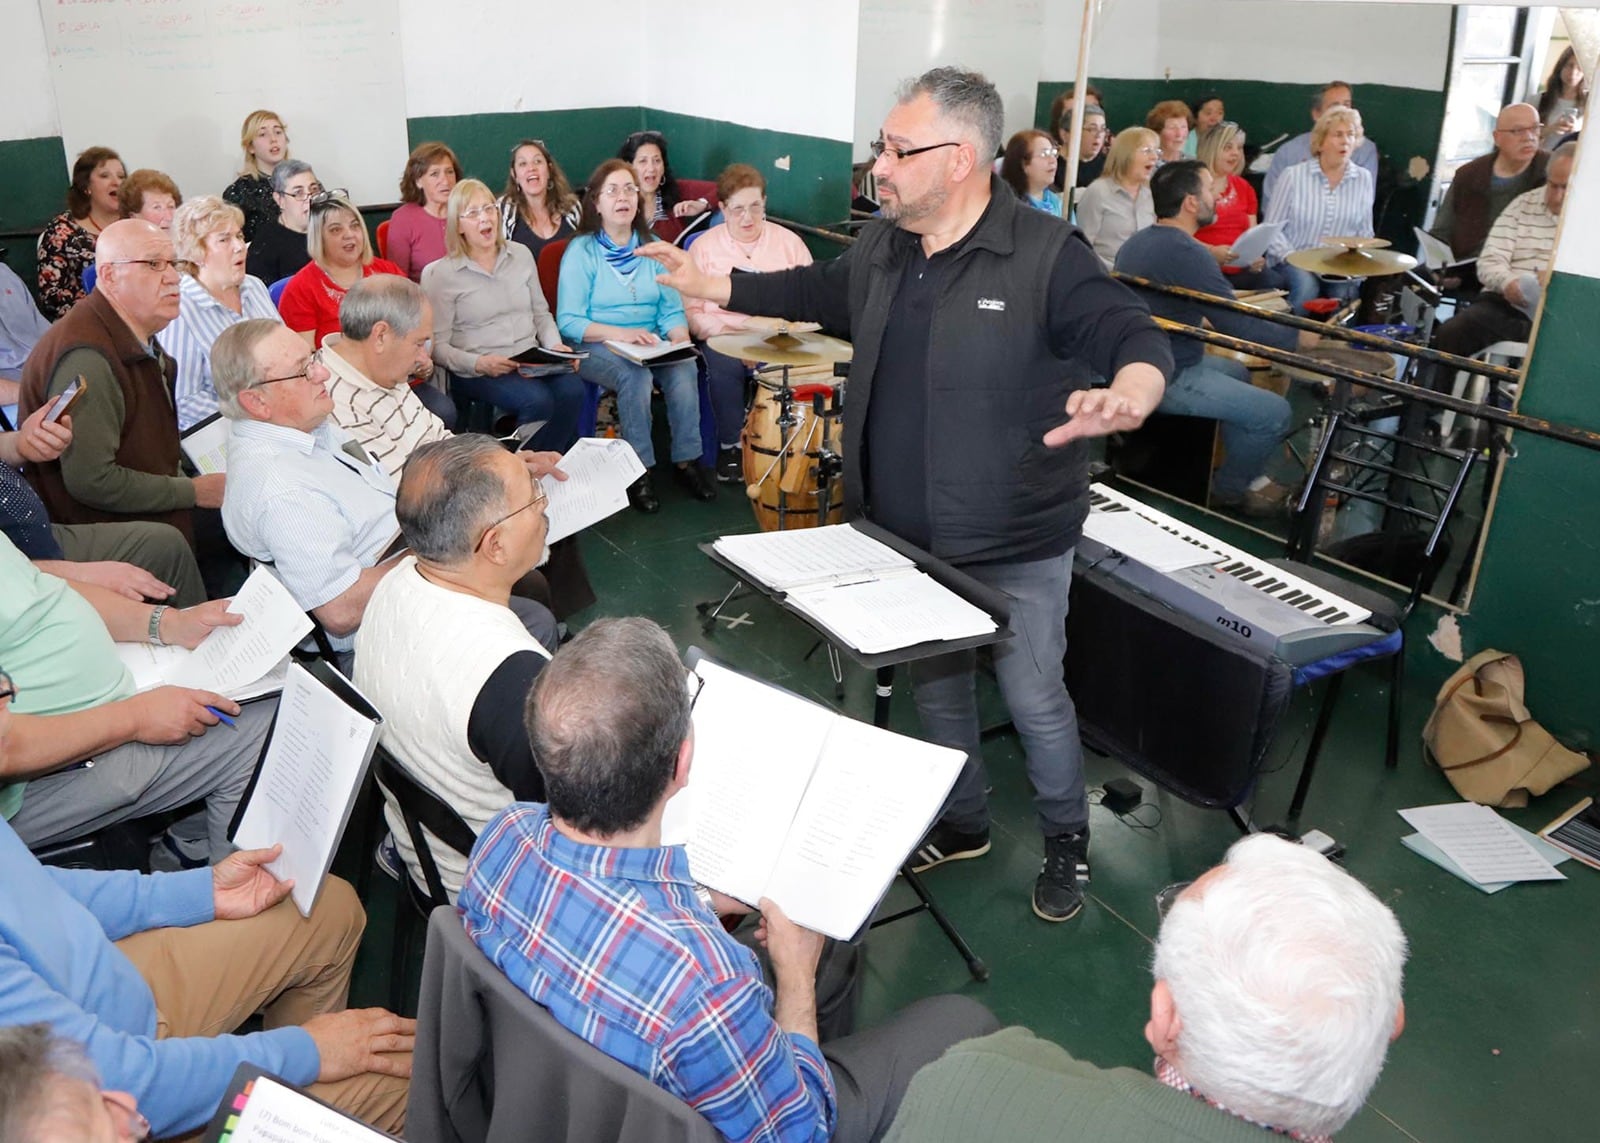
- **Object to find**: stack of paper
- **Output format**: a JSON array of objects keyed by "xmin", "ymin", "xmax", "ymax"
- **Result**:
[
  {"xmin": 540, "ymin": 438, "xmax": 646, "ymax": 544},
  {"xmin": 1398, "ymin": 803, "xmax": 1567, "ymax": 889},
  {"xmin": 1081, "ymin": 512, "xmax": 1216, "ymax": 573},
  {"xmin": 712, "ymin": 524, "xmax": 914, "ymax": 591}
]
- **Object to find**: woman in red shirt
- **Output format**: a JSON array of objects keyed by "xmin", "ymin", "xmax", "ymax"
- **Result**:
[
  {"xmin": 1193, "ymin": 122, "xmax": 1292, "ymax": 295},
  {"xmin": 276, "ymin": 191, "xmax": 405, "ymax": 347}
]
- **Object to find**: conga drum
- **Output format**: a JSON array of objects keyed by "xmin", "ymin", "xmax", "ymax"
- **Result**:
[{"xmin": 742, "ymin": 363, "xmax": 844, "ymax": 532}]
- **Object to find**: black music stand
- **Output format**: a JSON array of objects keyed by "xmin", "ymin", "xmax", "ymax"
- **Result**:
[{"xmin": 699, "ymin": 520, "xmax": 1012, "ymax": 982}]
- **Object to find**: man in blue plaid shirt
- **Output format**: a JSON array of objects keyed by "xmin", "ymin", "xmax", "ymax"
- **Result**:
[{"xmin": 460, "ymin": 617, "xmax": 997, "ymax": 1142}]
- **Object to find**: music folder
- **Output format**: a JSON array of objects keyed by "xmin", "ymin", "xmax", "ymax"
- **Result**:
[
  {"xmin": 203, "ymin": 1064, "xmax": 400, "ymax": 1142},
  {"xmin": 229, "ymin": 660, "xmax": 383, "ymax": 917}
]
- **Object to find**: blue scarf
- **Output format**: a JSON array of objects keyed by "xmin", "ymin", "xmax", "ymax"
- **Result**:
[{"xmin": 595, "ymin": 229, "xmax": 641, "ymax": 275}]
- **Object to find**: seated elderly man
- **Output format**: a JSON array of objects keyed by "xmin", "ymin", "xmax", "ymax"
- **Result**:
[
  {"xmin": 17, "ymin": 219, "xmax": 226, "ymax": 547},
  {"xmin": 355, "ymin": 434, "xmax": 553, "ymax": 901},
  {"xmin": 885, "ymin": 833, "xmax": 1407, "ymax": 1142},
  {"xmin": 0, "ymin": 530, "xmax": 264, "ymax": 865},
  {"xmin": 1263, "ymin": 81, "xmax": 1380, "ymax": 208},
  {"xmin": 2, "ymin": 404, "xmax": 205, "ymax": 607},
  {"xmin": 213, "ymin": 319, "xmax": 558, "ymax": 665},
  {"xmin": 1430, "ymin": 103, "xmax": 1549, "ymax": 264},
  {"xmin": 0, "ymin": 1024, "xmax": 150, "ymax": 1141},
  {"xmin": 460, "ymin": 617, "xmax": 1000, "ymax": 1143},
  {"xmin": 1433, "ymin": 141, "xmax": 1574, "ymax": 372},
  {"xmin": 0, "ymin": 671, "xmax": 414, "ymax": 1139},
  {"xmin": 323, "ymin": 276, "xmax": 454, "ymax": 476}
]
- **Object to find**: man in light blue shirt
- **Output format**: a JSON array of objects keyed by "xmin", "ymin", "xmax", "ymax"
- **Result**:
[{"xmin": 1262, "ymin": 81, "xmax": 1380, "ymax": 209}]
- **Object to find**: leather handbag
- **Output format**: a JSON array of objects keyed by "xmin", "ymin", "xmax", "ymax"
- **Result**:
[{"xmin": 1422, "ymin": 649, "xmax": 1590, "ymax": 807}]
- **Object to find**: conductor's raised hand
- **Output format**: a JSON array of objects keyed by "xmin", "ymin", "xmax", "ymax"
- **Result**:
[
  {"xmin": 1044, "ymin": 386, "xmax": 1154, "ymax": 447},
  {"xmin": 639, "ymin": 242, "xmax": 731, "ymax": 306}
]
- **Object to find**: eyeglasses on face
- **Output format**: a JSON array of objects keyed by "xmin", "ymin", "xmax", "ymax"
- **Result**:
[
  {"xmin": 279, "ymin": 182, "xmax": 326, "ymax": 200},
  {"xmin": 870, "ymin": 138, "xmax": 961, "ymax": 162},
  {"xmin": 103, "ymin": 258, "xmax": 180, "ymax": 274},
  {"xmin": 1495, "ymin": 126, "xmax": 1542, "ymax": 138},
  {"xmin": 460, "ymin": 203, "xmax": 498, "ymax": 220},
  {"xmin": 725, "ymin": 202, "xmax": 766, "ymax": 219},
  {"xmin": 253, "ymin": 347, "xmax": 327, "ymax": 389},
  {"xmin": 472, "ymin": 485, "xmax": 549, "ymax": 552},
  {"xmin": 1033, "ymin": 145, "xmax": 1060, "ymax": 159},
  {"xmin": 600, "ymin": 183, "xmax": 640, "ymax": 199}
]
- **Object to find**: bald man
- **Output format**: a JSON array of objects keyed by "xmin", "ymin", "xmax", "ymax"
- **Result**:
[
  {"xmin": 1430, "ymin": 103, "xmax": 1550, "ymax": 262},
  {"xmin": 19, "ymin": 219, "xmax": 225, "ymax": 545}
]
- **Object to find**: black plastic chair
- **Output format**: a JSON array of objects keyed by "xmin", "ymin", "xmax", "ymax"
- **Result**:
[
  {"xmin": 371, "ymin": 746, "xmax": 477, "ymax": 1014},
  {"xmin": 1273, "ymin": 411, "xmax": 1477, "ymax": 821}
]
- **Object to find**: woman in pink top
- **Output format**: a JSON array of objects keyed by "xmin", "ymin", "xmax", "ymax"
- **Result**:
[
  {"xmin": 386, "ymin": 142, "xmax": 461, "ymax": 281},
  {"xmin": 686, "ymin": 163, "xmax": 813, "ymax": 482}
]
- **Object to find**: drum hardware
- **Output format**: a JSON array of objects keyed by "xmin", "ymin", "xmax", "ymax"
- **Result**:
[{"xmin": 1284, "ymin": 236, "xmax": 1418, "ymax": 279}]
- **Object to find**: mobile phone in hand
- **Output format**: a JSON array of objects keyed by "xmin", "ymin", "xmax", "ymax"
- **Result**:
[{"xmin": 46, "ymin": 376, "xmax": 87, "ymax": 423}]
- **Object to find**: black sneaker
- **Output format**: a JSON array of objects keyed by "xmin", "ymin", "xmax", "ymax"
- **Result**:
[
  {"xmin": 674, "ymin": 462, "xmax": 718, "ymax": 502},
  {"xmin": 1032, "ymin": 829, "xmax": 1089, "ymax": 922},
  {"xmin": 909, "ymin": 823, "xmax": 991, "ymax": 872},
  {"xmin": 716, "ymin": 446, "xmax": 743, "ymax": 484}
]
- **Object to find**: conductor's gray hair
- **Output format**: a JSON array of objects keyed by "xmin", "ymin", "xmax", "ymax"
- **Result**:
[{"xmin": 897, "ymin": 67, "xmax": 1005, "ymax": 164}]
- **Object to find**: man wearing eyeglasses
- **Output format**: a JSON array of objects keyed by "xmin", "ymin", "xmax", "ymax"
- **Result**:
[
  {"xmin": 1429, "ymin": 103, "xmax": 1549, "ymax": 266},
  {"xmin": 18, "ymin": 220, "xmax": 227, "ymax": 548},
  {"xmin": 646, "ymin": 67, "xmax": 1171, "ymax": 924}
]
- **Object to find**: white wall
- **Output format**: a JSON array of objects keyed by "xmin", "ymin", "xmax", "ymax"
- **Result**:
[{"xmin": 1, "ymin": 4, "xmax": 58, "ymax": 140}]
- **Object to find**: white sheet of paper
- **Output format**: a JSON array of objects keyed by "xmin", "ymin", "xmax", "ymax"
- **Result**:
[
  {"xmin": 167, "ymin": 567, "xmax": 313, "ymax": 694},
  {"xmin": 785, "ymin": 572, "xmax": 996, "ymax": 654},
  {"xmin": 540, "ymin": 438, "xmax": 647, "ymax": 544},
  {"xmin": 1228, "ymin": 221, "xmax": 1284, "ymax": 267},
  {"xmin": 180, "ymin": 415, "xmax": 230, "ymax": 475},
  {"xmin": 712, "ymin": 524, "xmax": 915, "ymax": 592},
  {"xmin": 762, "ymin": 718, "xmax": 964, "ymax": 939},
  {"xmin": 232, "ymin": 664, "xmax": 381, "ymax": 916},
  {"xmin": 602, "ymin": 339, "xmax": 695, "ymax": 365},
  {"xmin": 1082, "ymin": 512, "xmax": 1217, "ymax": 572},
  {"xmin": 1401, "ymin": 824, "xmax": 1570, "ymax": 894},
  {"xmin": 1398, "ymin": 803, "xmax": 1566, "ymax": 885},
  {"xmin": 221, "ymin": 1073, "xmax": 390, "ymax": 1142}
]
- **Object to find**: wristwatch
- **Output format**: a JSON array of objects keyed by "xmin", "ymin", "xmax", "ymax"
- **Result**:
[{"xmin": 148, "ymin": 605, "xmax": 169, "ymax": 646}]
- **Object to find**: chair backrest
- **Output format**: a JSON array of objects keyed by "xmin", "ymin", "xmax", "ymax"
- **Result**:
[
  {"xmin": 536, "ymin": 238, "xmax": 570, "ymax": 313},
  {"xmin": 82, "ymin": 264, "xmax": 97, "ymax": 293},
  {"xmin": 268, "ymin": 276, "xmax": 292, "ymax": 307},
  {"xmin": 410, "ymin": 907, "xmax": 721, "ymax": 1143},
  {"xmin": 376, "ymin": 219, "xmax": 391, "ymax": 260},
  {"xmin": 1287, "ymin": 411, "xmax": 1477, "ymax": 618},
  {"xmin": 372, "ymin": 746, "xmax": 477, "ymax": 911}
]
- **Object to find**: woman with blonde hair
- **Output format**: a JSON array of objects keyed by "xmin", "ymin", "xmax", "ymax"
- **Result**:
[
  {"xmin": 1075, "ymin": 128, "xmax": 1158, "ymax": 268},
  {"xmin": 499, "ymin": 139, "xmax": 582, "ymax": 263},
  {"xmin": 222, "ymin": 109, "xmax": 290, "ymax": 242},
  {"xmin": 422, "ymin": 179, "xmax": 584, "ymax": 451},
  {"xmin": 164, "ymin": 196, "xmax": 281, "ymax": 429},
  {"xmin": 119, "ymin": 169, "xmax": 182, "ymax": 231},
  {"xmin": 388, "ymin": 142, "xmax": 463, "ymax": 281},
  {"xmin": 1193, "ymin": 121, "xmax": 1292, "ymax": 294},
  {"xmin": 276, "ymin": 191, "xmax": 404, "ymax": 346},
  {"xmin": 1265, "ymin": 107, "xmax": 1373, "ymax": 312}
]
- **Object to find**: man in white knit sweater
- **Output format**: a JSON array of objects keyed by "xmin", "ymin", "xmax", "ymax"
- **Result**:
[{"xmin": 355, "ymin": 434, "xmax": 554, "ymax": 900}]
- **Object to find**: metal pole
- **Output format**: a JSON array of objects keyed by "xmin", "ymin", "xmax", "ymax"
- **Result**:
[{"xmin": 1062, "ymin": 0, "xmax": 1098, "ymax": 201}]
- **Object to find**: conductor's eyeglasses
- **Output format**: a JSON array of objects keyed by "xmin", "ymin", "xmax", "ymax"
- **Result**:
[{"xmin": 870, "ymin": 138, "xmax": 961, "ymax": 163}]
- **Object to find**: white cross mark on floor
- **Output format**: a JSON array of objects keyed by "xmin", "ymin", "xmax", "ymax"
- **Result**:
[{"xmin": 719, "ymin": 612, "xmax": 753, "ymax": 630}]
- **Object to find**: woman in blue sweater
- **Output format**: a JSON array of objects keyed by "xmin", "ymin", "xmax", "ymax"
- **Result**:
[{"xmin": 558, "ymin": 159, "xmax": 712, "ymax": 513}]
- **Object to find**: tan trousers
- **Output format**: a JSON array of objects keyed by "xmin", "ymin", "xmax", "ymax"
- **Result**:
[{"xmin": 115, "ymin": 876, "xmax": 410, "ymax": 1137}]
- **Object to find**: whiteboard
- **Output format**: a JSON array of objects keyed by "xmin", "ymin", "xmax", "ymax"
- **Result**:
[{"xmin": 38, "ymin": 0, "xmax": 410, "ymax": 208}]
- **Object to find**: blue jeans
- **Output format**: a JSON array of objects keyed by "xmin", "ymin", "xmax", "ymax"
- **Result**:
[
  {"xmin": 1159, "ymin": 356, "xmax": 1291, "ymax": 498},
  {"xmin": 411, "ymin": 380, "xmax": 458, "ymax": 431},
  {"xmin": 449, "ymin": 369, "xmax": 585, "ymax": 454},
  {"xmin": 1280, "ymin": 263, "xmax": 1361, "ymax": 314},
  {"xmin": 908, "ymin": 551, "xmax": 1086, "ymax": 837},
  {"xmin": 701, "ymin": 343, "xmax": 751, "ymax": 448},
  {"xmin": 576, "ymin": 342, "xmax": 701, "ymax": 468}
]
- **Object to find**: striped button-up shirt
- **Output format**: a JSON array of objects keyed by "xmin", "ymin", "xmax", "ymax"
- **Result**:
[
  {"xmin": 460, "ymin": 803, "xmax": 837, "ymax": 1143},
  {"xmin": 1477, "ymin": 186, "xmax": 1559, "ymax": 295},
  {"xmin": 219, "ymin": 417, "xmax": 398, "ymax": 651},
  {"xmin": 166, "ymin": 273, "xmax": 281, "ymax": 430},
  {"xmin": 321, "ymin": 335, "xmax": 449, "ymax": 478},
  {"xmin": 1264, "ymin": 161, "xmax": 1374, "ymax": 263}
]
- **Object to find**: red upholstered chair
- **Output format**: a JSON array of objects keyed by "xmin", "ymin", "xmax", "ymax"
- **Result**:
[
  {"xmin": 376, "ymin": 219, "xmax": 391, "ymax": 260},
  {"xmin": 536, "ymin": 238, "xmax": 569, "ymax": 311}
]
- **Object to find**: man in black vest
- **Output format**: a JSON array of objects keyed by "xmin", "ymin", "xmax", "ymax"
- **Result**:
[{"xmin": 645, "ymin": 68, "xmax": 1171, "ymax": 922}]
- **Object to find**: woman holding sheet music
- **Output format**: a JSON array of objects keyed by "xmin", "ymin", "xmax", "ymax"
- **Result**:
[
  {"xmin": 1193, "ymin": 122, "xmax": 1293, "ymax": 295},
  {"xmin": 421, "ymin": 180, "xmax": 585, "ymax": 453},
  {"xmin": 557, "ymin": 160, "xmax": 711, "ymax": 514}
]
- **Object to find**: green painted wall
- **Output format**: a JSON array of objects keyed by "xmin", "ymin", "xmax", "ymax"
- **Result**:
[
  {"xmin": 1456, "ymin": 270, "xmax": 1600, "ymax": 747},
  {"xmin": 407, "ymin": 107, "xmax": 644, "ymax": 205},
  {"xmin": 1036, "ymin": 78, "xmax": 1442, "ymax": 245}
]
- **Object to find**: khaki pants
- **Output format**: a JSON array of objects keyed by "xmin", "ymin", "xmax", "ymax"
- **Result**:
[{"xmin": 115, "ymin": 877, "xmax": 410, "ymax": 1136}]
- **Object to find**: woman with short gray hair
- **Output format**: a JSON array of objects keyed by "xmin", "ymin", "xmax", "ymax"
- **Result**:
[
  {"xmin": 165, "ymin": 195, "xmax": 282, "ymax": 430},
  {"xmin": 246, "ymin": 158, "xmax": 323, "ymax": 286}
]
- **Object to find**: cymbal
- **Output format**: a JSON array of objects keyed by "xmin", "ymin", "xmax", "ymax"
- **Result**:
[
  {"xmin": 1286, "ymin": 238, "xmax": 1416, "ymax": 278},
  {"xmin": 707, "ymin": 329, "xmax": 854, "ymax": 366}
]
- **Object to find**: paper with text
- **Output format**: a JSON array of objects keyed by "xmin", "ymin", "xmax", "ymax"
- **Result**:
[
  {"xmin": 180, "ymin": 414, "xmax": 230, "ymax": 475},
  {"xmin": 540, "ymin": 438, "xmax": 646, "ymax": 544},
  {"xmin": 712, "ymin": 524, "xmax": 915, "ymax": 592},
  {"xmin": 233, "ymin": 665, "xmax": 382, "ymax": 916},
  {"xmin": 786, "ymin": 573, "xmax": 997, "ymax": 654},
  {"xmin": 1398, "ymin": 803, "xmax": 1566, "ymax": 885},
  {"xmin": 1228, "ymin": 221, "xmax": 1284, "ymax": 267},
  {"xmin": 167, "ymin": 567, "xmax": 313, "ymax": 693},
  {"xmin": 209, "ymin": 1073, "xmax": 389, "ymax": 1142}
]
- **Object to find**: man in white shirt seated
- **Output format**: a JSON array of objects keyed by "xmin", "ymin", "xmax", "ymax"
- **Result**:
[
  {"xmin": 1263, "ymin": 81, "xmax": 1380, "ymax": 208},
  {"xmin": 323, "ymin": 276, "xmax": 450, "ymax": 479},
  {"xmin": 355, "ymin": 434, "xmax": 554, "ymax": 901},
  {"xmin": 1434, "ymin": 141, "xmax": 1573, "ymax": 369}
]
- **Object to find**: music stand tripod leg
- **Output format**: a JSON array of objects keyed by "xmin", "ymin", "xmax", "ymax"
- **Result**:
[
  {"xmin": 898, "ymin": 864, "xmax": 990, "ymax": 982},
  {"xmin": 696, "ymin": 579, "xmax": 749, "ymax": 632}
]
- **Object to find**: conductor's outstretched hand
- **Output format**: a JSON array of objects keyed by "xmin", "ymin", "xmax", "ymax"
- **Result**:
[
  {"xmin": 639, "ymin": 242, "xmax": 731, "ymax": 306},
  {"xmin": 1044, "ymin": 386, "xmax": 1154, "ymax": 447}
]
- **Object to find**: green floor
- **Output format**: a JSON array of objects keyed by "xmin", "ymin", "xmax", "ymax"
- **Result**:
[{"xmin": 340, "ymin": 465, "xmax": 1598, "ymax": 1143}]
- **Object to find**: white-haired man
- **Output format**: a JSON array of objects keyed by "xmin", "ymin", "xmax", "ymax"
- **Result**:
[{"xmin": 884, "ymin": 834, "xmax": 1407, "ymax": 1141}]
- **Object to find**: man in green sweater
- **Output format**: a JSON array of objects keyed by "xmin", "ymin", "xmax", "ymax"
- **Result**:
[{"xmin": 885, "ymin": 834, "xmax": 1407, "ymax": 1142}]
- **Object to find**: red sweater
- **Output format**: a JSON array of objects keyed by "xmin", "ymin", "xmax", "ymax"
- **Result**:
[{"xmin": 278, "ymin": 259, "xmax": 406, "ymax": 347}]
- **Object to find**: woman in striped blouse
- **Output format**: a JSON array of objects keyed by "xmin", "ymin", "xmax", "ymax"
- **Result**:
[{"xmin": 1264, "ymin": 107, "xmax": 1373, "ymax": 313}]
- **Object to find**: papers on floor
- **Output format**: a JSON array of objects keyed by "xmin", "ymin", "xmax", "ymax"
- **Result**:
[
  {"xmin": 1228, "ymin": 221, "xmax": 1284, "ymax": 267},
  {"xmin": 116, "ymin": 567, "xmax": 312, "ymax": 701},
  {"xmin": 602, "ymin": 339, "xmax": 698, "ymax": 367},
  {"xmin": 1398, "ymin": 803, "xmax": 1567, "ymax": 887},
  {"xmin": 1402, "ymin": 824, "xmax": 1570, "ymax": 894},
  {"xmin": 180, "ymin": 412, "xmax": 230, "ymax": 475},
  {"xmin": 1081, "ymin": 511, "xmax": 1215, "ymax": 573},
  {"xmin": 711, "ymin": 524, "xmax": 995, "ymax": 653},
  {"xmin": 203, "ymin": 1065, "xmax": 392, "ymax": 1142},
  {"xmin": 540, "ymin": 437, "xmax": 646, "ymax": 544},
  {"xmin": 662, "ymin": 658, "xmax": 964, "ymax": 939},
  {"xmin": 231, "ymin": 662, "xmax": 383, "ymax": 916}
]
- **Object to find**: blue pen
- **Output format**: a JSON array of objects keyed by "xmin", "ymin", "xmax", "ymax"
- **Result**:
[{"xmin": 206, "ymin": 705, "xmax": 238, "ymax": 729}]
